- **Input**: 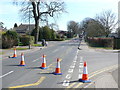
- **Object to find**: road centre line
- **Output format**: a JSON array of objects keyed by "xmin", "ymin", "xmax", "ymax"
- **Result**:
[
  {"xmin": 9, "ymin": 77, "xmax": 46, "ymax": 88},
  {"xmin": 70, "ymin": 65, "xmax": 75, "ymax": 68},
  {"xmin": 68, "ymin": 69, "xmax": 74, "ymax": 73},
  {"xmin": 63, "ymin": 50, "xmax": 79, "ymax": 87},
  {"xmin": 52, "ymin": 49, "xmax": 59, "ymax": 53},
  {"xmin": 32, "ymin": 58, "xmax": 40, "ymax": 62},
  {"xmin": 0, "ymin": 71, "xmax": 14, "ymax": 78},
  {"xmin": 70, "ymin": 65, "xmax": 118, "ymax": 88},
  {"xmin": 65, "ymin": 74, "xmax": 71, "ymax": 79}
]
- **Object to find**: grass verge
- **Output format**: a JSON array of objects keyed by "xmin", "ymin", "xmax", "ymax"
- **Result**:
[
  {"xmin": 12, "ymin": 47, "xmax": 29, "ymax": 50},
  {"xmin": 32, "ymin": 44, "xmax": 42, "ymax": 47}
]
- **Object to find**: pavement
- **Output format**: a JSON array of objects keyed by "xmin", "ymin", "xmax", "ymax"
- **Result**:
[{"xmin": 1, "ymin": 40, "xmax": 119, "ymax": 88}]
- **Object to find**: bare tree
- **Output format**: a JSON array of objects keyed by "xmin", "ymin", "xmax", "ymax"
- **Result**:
[
  {"xmin": 14, "ymin": 0, "xmax": 66, "ymax": 44},
  {"xmin": 49, "ymin": 23, "xmax": 59, "ymax": 31},
  {"xmin": 95, "ymin": 10, "xmax": 117, "ymax": 36},
  {"xmin": 67, "ymin": 21, "xmax": 79, "ymax": 36},
  {"xmin": 80, "ymin": 17, "xmax": 108, "ymax": 37}
]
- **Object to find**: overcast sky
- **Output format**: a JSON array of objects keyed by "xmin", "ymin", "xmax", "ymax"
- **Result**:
[{"xmin": 0, "ymin": 0, "xmax": 119, "ymax": 30}]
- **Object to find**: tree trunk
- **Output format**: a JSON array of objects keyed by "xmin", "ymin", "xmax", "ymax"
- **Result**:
[{"xmin": 34, "ymin": 19, "xmax": 39, "ymax": 44}]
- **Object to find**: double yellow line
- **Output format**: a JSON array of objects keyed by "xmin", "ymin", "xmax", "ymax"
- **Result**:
[{"xmin": 66, "ymin": 64, "xmax": 118, "ymax": 88}]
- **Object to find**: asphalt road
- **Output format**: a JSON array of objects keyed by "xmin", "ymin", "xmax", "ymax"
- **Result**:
[{"xmin": 1, "ymin": 38, "xmax": 118, "ymax": 88}]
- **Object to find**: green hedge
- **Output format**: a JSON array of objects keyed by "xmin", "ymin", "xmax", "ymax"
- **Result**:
[
  {"xmin": 2, "ymin": 30, "xmax": 19, "ymax": 49},
  {"xmin": 19, "ymin": 35, "xmax": 34, "ymax": 46},
  {"xmin": 87, "ymin": 37, "xmax": 113, "ymax": 47},
  {"xmin": 114, "ymin": 38, "xmax": 120, "ymax": 49}
]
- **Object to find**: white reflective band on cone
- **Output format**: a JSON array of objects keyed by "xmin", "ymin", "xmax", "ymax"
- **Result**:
[
  {"xmin": 83, "ymin": 66, "xmax": 88, "ymax": 74},
  {"xmin": 21, "ymin": 55, "xmax": 24, "ymax": 61},
  {"xmin": 14, "ymin": 50, "xmax": 16, "ymax": 54},
  {"xmin": 43, "ymin": 57, "xmax": 46, "ymax": 63},
  {"xmin": 56, "ymin": 61, "xmax": 60, "ymax": 68}
]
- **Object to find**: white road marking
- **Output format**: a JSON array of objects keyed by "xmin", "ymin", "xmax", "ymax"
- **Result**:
[
  {"xmin": 74, "ymin": 56, "xmax": 77, "ymax": 61},
  {"xmin": 65, "ymin": 74, "xmax": 71, "ymax": 79},
  {"xmin": 62, "ymin": 80, "xmax": 70, "ymax": 86},
  {"xmin": 73, "ymin": 63, "xmax": 76, "ymax": 66},
  {"xmin": 79, "ymin": 63, "xmax": 83, "ymax": 65},
  {"xmin": 70, "ymin": 65, "xmax": 75, "ymax": 68},
  {"xmin": 73, "ymin": 60, "xmax": 76, "ymax": 62},
  {"xmin": 0, "ymin": 71, "xmax": 14, "ymax": 78},
  {"xmin": 79, "ymin": 65, "xmax": 83, "ymax": 68},
  {"xmin": 62, "ymin": 49, "xmax": 79, "ymax": 87},
  {"xmin": 52, "ymin": 49, "xmax": 59, "ymax": 53},
  {"xmin": 32, "ymin": 58, "xmax": 41, "ymax": 62},
  {"xmin": 80, "ymin": 56, "xmax": 83, "ymax": 62},
  {"xmin": 68, "ymin": 69, "xmax": 74, "ymax": 73}
]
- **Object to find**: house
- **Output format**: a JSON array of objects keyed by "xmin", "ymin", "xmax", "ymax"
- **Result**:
[
  {"xmin": 14, "ymin": 23, "xmax": 35, "ymax": 34},
  {"xmin": 56, "ymin": 30, "xmax": 67, "ymax": 37}
]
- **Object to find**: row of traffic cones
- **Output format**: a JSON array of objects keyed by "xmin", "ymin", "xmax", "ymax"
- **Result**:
[
  {"xmin": 10, "ymin": 48, "xmax": 91, "ymax": 82},
  {"xmin": 12, "ymin": 51, "xmax": 62, "ymax": 75}
]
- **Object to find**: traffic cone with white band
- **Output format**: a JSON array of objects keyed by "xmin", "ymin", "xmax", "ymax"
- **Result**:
[
  {"xmin": 19, "ymin": 53, "xmax": 25, "ymax": 66},
  {"xmin": 12, "ymin": 48, "xmax": 17, "ymax": 58},
  {"xmin": 54, "ymin": 58, "xmax": 62, "ymax": 75},
  {"xmin": 40, "ymin": 54, "xmax": 48, "ymax": 69},
  {"xmin": 79, "ymin": 61, "xmax": 91, "ymax": 83}
]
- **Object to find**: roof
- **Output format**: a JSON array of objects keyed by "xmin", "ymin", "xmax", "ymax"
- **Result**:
[{"xmin": 14, "ymin": 24, "xmax": 35, "ymax": 34}]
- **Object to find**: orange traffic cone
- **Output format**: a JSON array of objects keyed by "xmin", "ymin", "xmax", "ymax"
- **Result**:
[
  {"xmin": 19, "ymin": 53, "xmax": 25, "ymax": 66},
  {"xmin": 54, "ymin": 58, "xmax": 62, "ymax": 75},
  {"xmin": 12, "ymin": 48, "xmax": 17, "ymax": 58},
  {"xmin": 40, "ymin": 54, "xmax": 48, "ymax": 69},
  {"xmin": 79, "ymin": 61, "xmax": 91, "ymax": 83}
]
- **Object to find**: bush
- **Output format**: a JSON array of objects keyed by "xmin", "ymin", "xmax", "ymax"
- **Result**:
[
  {"xmin": 114, "ymin": 38, "xmax": 120, "ymax": 49},
  {"xmin": 2, "ymin": 30, "xmax": 19, "ymax": 49},
  {"xmin": 87, "ymin": 37, "xmax": 113, "ymax": 47},
  {"xmin": 19, "ymin": 35, "xmax": 34, "ymax": 46}
]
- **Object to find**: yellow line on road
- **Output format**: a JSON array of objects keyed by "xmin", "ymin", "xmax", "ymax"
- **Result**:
[
  {"xmin": 67, "ymin": 64, "xmax": 118, "ymax": 88},
  {"xmin": 66, "ymin": 83, "xmax": 76, "ymax": 88},
  {"xmin": 9, "ymin": 77, "xmax": 46, "ymax": 88}
]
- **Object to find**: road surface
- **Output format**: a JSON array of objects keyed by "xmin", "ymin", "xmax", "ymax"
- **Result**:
[{"xmin": 1, "ymin": 38, "xmax": 118, "ymax": 89}]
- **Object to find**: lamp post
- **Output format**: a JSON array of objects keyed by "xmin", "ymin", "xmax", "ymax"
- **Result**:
[{"xmin": 28, "ymin": 8, "xmax": 31, "ymax": 49}]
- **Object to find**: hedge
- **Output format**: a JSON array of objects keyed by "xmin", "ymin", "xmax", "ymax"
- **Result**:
[
  {"xmin": 19, "ymin": 35, "xmax": 34, "ymax": 46},
  {"xmin": 86, "ymin": 37, "xmax": 113, "ymax": 47},
  {"xmin": 114, "ymin": 38, "xmax": 120, "ymax": 49},
  {"xmin": 2, "ymin": 30, "xmax": 19, "ymax": 49}
]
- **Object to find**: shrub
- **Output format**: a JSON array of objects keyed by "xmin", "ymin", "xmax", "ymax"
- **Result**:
[
  {"xmin": 87, "ymin": 37, "xmax": 113, "ymax": 47},
  {"xmin": 114, "ymin": 38, "xmax": 120, "ymax": 49},
  {"xmin": 2, "ymin": 30, "xmax": 19, "ymax": 49},
  {"xmin": 19, "ymin": 35, "xmax": 34, "ymax": 46}
]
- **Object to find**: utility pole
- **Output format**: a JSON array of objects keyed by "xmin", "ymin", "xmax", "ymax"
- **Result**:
[{"xmin": 29, "ymin": 8, "xmax": 31, "ymax": 49}]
